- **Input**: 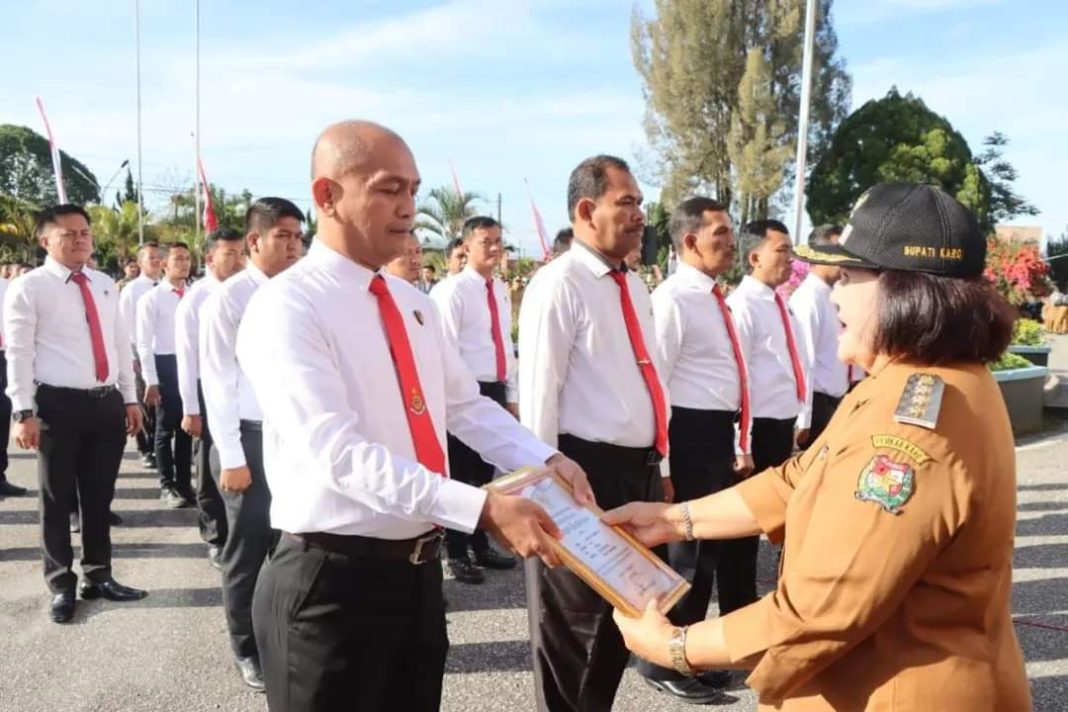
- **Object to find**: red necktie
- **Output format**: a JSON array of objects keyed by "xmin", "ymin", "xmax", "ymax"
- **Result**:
[
  {"xmin": 773, "ymin": 292, "xmax": 807, "ymax": 402},
  {"xmin": 368, "ymin": 275, "xmax": 446, "ymax": 476},
  {"xmin": 609, "ymin": 271, "xmax": 668, "ymax": 457},
  {"xmin": 713, "ymin": 285, "xmax": 750, "ymax": 452},
  {"xmin": 485, "ymin": 279, "xmax": 506, "ymax": 382},
  {"xmin": 175, "ymin": 287, "xmax": 185, "ymax": 299},
  {"xmin": 70, "ymin": 272, "xmax": 110, "ymax": 382}
]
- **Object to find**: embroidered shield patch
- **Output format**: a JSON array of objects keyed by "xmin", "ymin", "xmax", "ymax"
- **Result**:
[{"xmin": 855, "ymin": 454, "xmax": 914, "ymax": 514}]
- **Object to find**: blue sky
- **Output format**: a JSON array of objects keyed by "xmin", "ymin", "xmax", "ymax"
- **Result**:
[{"xmin": 4, "ymin": 0, "xmax": 1066, "ymax": 255}]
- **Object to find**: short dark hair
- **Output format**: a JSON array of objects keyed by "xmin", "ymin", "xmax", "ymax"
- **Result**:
[
  {"xmin": 34, "ymin": 204, "xmax": 91, "ymax": 238},
  {"xmin": 737, "ymin": 219, "xmax": 790, "ymax": 265},
  {"xmin": 873, "ymin": 272, "xmax": 1015, "ymax": 364},
  {"xmin": 446, "ymin": 238, "xmax": 465, "ymax": 258},
  {"xmin": 669, "ymin": 197, "xmax": 728, "ymax": 251},
  {"xmin": 566, "ymin": 155, "xmax": 631, "ymax": 220},
  {"xmin": 423, "ymin": 264, "xmax": 436, "ymax": 273},
  {"xmin": 245, "ymin": 197, "xmax": 305, "ymax": 235},
  {"xmin": 552, "ymin": 227, "xmax": 574, "ymax": 255},
  {"xmin": 462, "ymin": 216, "xmax": 501, "ymax": 240},
  {"xmin": 121, "ymin": 257, "xmax": 137, "ymax": 267},
  {"xmin": 808, "ymin": 224, "xmax": 843, "ymax": 247},
  {"xmin": 205, "ymin": 228, "xmax": 244, "ymax": 253},
  {"xmin": 160, "ymin": 241, "xmax": 190, "ymax": 259}
]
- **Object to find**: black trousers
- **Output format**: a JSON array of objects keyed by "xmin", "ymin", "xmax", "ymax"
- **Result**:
[
  {"xmin": 195, "ymin": 382, "xmax": 227, "ymax": 548},
  {"xmin": 36, "ymin": 385, "xmax": 126, "ymax": 593},
  {"xmin": 154, "ymin": 354, "xmax": 191, "ymax": 491},
  {"xmin": 719, "ymin": 416, "xmax": 796, "ymax": 616},
  {"xmin": 254, "ymin": 534, "xmax": 448, "ymax": 712},
  {"xmin": 444, "ymin": 380, "xmax": 506, "ymax": 560},
  {"xmin": 802, "ymin": 391, "xmax": 843, "ymax": 449},
  {"xmin": 527, "ymin": 434, "xmax": 664, "ymax": 712},
  {"xmin": 0, "ymin": 352, "xmax": 11, "ymax": 481},
  {"xmin": 133, "ymin": 352, "xmax": 156, "ymax": 457},
  {"xmin": 638, "ymin": 407, "xmax": 737, "ymax": 682},
  {"xmin": 210, "ymin": 423, "xmax": 276, "ymax": 659}
]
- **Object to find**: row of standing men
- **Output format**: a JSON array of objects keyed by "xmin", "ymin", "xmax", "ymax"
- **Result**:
[{"xmin": 5, "ymin": 124, "xmax": 860, "ymax": 711}]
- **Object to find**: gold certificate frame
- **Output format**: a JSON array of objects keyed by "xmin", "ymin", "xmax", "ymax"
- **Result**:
[{"xmin": 487, "ymin": 467, "xmax": 690, "ymax": 618}]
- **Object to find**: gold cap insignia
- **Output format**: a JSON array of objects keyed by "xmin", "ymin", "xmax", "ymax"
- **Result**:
[{"xmin": 410, "ymin": 390, "xmax": 426, "ymax": 415}]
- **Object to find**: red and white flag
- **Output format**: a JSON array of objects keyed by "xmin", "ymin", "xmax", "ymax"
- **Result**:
[
  {"xmin": 197, "ymin": 157, "xmax": 218, "ymax": 233},
  {"xmin": 34, "ymin": 97, "xmax": 67, "ymax": 203},
  {"xmin": 448, "ymin": 159, "xmax": 464, "ymax": 197},
  {"xmin": 524, "ymin": 179, "xmax": 551, "ymax": 261}
]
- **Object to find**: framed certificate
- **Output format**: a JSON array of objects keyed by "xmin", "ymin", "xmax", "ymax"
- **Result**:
[{"xmin": 487, "ymin": 467, "xmax": 690, "ymax": 618}]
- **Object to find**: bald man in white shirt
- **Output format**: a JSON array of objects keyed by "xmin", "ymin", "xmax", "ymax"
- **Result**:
[
  {"xmin": 791, "ymin": 224, "xmax": 849, "ymax": 447},
  {"xmin": 518, "ymin": 155, "xmax": 670, "ymax": 712},
  {"xmin": 237, "ymin": 121, "xmax": 590, "ymax": 712}
]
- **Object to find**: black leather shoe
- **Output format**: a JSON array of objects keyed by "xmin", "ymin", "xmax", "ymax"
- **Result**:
[
  {"xmin": 642, "ymin": 677, "xmax": 726, "ymax": 705},
  {"xmin": 161, "ymin": 486, "xmax": 188, "ymax": 509},
  {"xmin": 50, "ymin": 589, "xmax": 75, "ymax": 623},
  {"xmin": 698, "ymin": 669, "xmax": 733, "ymax": 689},
  {"xmin": 177, "ymin": 487, "xmax": 197, "ymax": 506},
  {"xmin": 473, "ymin": 548, "xmax": 517, "ymax": 570},
  {"xmin": 0, "ymin": 479, "xmax": 27, "ymax": 496},
  {"xmin": 235, "ymin": 656, "xmax": 265, "ymax": 691},
  {"xmin": 70, "ymin": 511, "xmax": 81, "ymax": 533},
  {"xmin": 142, "ymin": 454, "xmax": 157, "ymax": 469},
  {"xmin": 207, "ymin": 546, "xmax": 224, "ymax": 571},
  {"xmin": 109, "ymin": 511, "xmax": 123, "ymax": 526},
  {"xmin": 446, "ymin": 557, "xmax": 485, "ymax": 584},
  {"xmin": 79, "ymin": 578, "xmax": 147, "ymax": 602}
]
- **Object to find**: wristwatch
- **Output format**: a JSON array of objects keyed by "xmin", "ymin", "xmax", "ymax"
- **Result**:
[
  {"xmin": 669, "ymin": 626, "xmax": 696, "ymax": 677},
  {"xmin": 12, "ymin": 410, "xmax": 34, "ymax": 423}
]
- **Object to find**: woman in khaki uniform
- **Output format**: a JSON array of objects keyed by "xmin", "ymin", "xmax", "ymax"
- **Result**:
[{"xmin": 607, "ymin": 183, "xmax": 1032, "ymax": 711}]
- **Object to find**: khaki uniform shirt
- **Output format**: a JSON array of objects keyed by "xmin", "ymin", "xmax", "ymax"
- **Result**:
[{"xmin": 723, "ymin": 361, "xmax": 1031, "ymax": 711}]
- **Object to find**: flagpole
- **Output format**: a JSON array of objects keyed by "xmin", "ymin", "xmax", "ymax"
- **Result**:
[
  {"xmin": 791, "ymin": 0, "xmax": 818, "ymax": 242},
  {"xmin": 135, "ymin": 0, "xmax": 145, "ymax": 245},
  {"xmin": 193, "ymin": 0, "xmax": 201, "ymax": 247}
]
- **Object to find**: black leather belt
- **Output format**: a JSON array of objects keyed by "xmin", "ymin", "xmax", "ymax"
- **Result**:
[
  {"xmin": 239, "ymin": 419, "xmax": 263, "ymax": 431},
  {"xmin": 559, "ymin": 433, "xmax": 663, "ymax": 466},
  {"xmin": 289, "ymin": 529, "xmax": 444, "ymax": 565},
  {"xmin": 37, "ymin": 383, "xmax": 117, "ymax": 400}
]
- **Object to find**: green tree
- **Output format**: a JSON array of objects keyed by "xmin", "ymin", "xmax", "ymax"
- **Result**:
[
  {"xmin": 806, "ymin": 89, "xmax": 991, "ymax": 229},
  {"xmin": 974, "ymin": 132, "xmax": 1038, "ymax": 225},
  {"xmin": 88, "ymin": 201, "xmax": 157, "ymax": 271},
  {"xmin": 0, "ymin": 194, "xmax": 40, "ymax": 260},
  {"xmin": 0, "ymin": 124, "xmax": 100, "ymax": 205},
  {"xmin": 416, "ymin": 187, "xmax": 483, "ymax": 245},
  {"xmin": 117, "ymin": 168, "xmax": 139, "ymax": 208},
  {"xmin": 631, "ymin": 0, "xmax": 850, "ymax": 210}
]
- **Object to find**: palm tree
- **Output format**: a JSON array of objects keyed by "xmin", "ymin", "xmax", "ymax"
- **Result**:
[
  {"xmin": 416, "ymin": 186, "xmax": 483, "ymax": 246},
  {"xmin": 0, "ymin": 195, "xmax": 39, "ymax": 261},
  {"xmin": 88, "ymin": 201, "xmax": 150, "ymax": 271}
]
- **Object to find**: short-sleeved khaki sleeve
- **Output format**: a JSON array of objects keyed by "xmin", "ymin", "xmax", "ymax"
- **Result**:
[
  {"xmin": 735, "ymin": 437, "xmax": 832, "ymax": 545},
  {"xmin": 722, "ymin": 428, "xmax": 969, "ymax": 703}
]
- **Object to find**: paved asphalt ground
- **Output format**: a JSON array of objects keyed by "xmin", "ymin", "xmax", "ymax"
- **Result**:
[{"xmin": 1, "ymin": 344, "xmax": 1066, "ymax": 711}]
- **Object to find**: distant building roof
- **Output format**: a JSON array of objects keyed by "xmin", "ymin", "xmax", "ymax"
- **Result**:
[{"xmin": 996, "ymin": 225, "xmax": 1043, "ymax": 245}]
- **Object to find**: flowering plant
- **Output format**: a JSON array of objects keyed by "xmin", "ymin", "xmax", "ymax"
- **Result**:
[
  {"xmin": 777, "ymin": 259, "xmax": 810, "ymax": 300},
  {"xmin": 984, "ymin": 238, "xmax": 1050, "ymax": 305}
]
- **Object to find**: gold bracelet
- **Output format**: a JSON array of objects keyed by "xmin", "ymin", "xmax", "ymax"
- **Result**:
[
  {"xmin": 669, "ymin": 626, "xmax": 696, "ymax": 677},
  {"xmin": 681, "ymin": 501, "xmax": 695, "ymax": 541}
]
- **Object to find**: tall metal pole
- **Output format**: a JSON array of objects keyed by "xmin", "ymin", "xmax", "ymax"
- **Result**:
[
  {"xmin": 791, "ymin": 0, "xmax": 818, "ymax": 242},
  {"xmin": 135, "ymin": 0, "xmax": 145, "ymax": 245},
  {"xmin": 194, "ymin": 0, "xmax": 201, "ymax": 247}
]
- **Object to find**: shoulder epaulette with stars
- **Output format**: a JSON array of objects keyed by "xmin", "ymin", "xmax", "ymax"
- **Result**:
[{"xmin": 894, "ymin": 373, "xmax": 945, "ymax": 430}]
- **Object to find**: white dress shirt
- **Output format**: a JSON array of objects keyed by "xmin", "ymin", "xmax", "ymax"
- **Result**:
[
  {"xmin": 518, "ymin": 240, "xmax": 667, "ymax": 451},
  {"xmin": 118, "ymin": 273, "xmax": 157, "ymax": 347},
  {"xmin": 200, "ymin": 264, "xmax": 267, "ymax": 471},
  {"xmin": 790, "ymin": 272, "xmax": 849, "ymax": 429},
  {"xmin": 235, "ymin": 240, "xmax": 555, "ymax": 539},
  {"xmin": 0, "ymin": 277, "xmax": 9, "ymax": 349},
  {"xmin": 3, "ymin": 257, "xmax": 136, "ymax": 412},
  {"xmin": 174, "ymin": 274, "xmax": 221, "ymax": 417},
  {"xmin": 651, "ymin": 263, "xmax": 752, "ymax": 455},
  {"xmin": 135, "ymin": 280, "xmax": 185, "ymax": 386},
  {"xmin": 726, "ymin": 275, "xmax": 806, "ymax": 420},
  {"xmin": 429, "ymin": 266, "xmax": 518, "ymax": 402}
]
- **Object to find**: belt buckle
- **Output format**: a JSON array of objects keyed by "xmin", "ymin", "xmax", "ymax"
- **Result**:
[{"xmin": 409, "ymin": 530, "xmax": 442, "ymax": 565}]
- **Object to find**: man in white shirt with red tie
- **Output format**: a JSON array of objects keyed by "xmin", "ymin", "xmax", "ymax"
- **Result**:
[
  {"xmin": 119, "ymin": 242, "xmax": 162, "ymax": 468},
  {"xmin": 518, "ymin": 154, "xmax": 670, "ymax": 712},
  {"xmin": 237, "ymin": 121, "xmax": 590, "ymax": 712},
  {"xmin": 4, "ymin": 204, "xmax": 146, "ymax": 623},
  {"xmin": 200, "ymin": 197, "xmax": 304, "ymax": 691},
  {"xmin": 726, "ymin": 219, "xmax": 808, "ymax": 616},
  {"xmin": 638, "ymin": 197, "xmax": 752, "ymax": 703},
  {"xmin": 430, "ymin": 215, "xmax": 519, "ymax": 584},
  {"xmin": 137, "ymin": 243, "xmax": 193, "ymax": 509},
  {"xmin": 175, "ymin": 228, "xmax": 246, "ymax": 569},
  {"xmin": 791, "ymin": 224, "xmax": 849, "ymax": 448}
]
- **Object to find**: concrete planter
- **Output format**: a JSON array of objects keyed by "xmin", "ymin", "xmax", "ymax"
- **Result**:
[
  {"xmin": 993, "ymin": 366, "xmax": 1050, "ymax": 434},
  {"xmin": 1008, "ymin": 344, "xmax": 1052, "ymax": 367}
]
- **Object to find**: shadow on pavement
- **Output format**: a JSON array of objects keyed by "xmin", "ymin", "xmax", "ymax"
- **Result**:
[{"xmin": 445, "ymin": 640, "xmax": 530, "ymax": 674}]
